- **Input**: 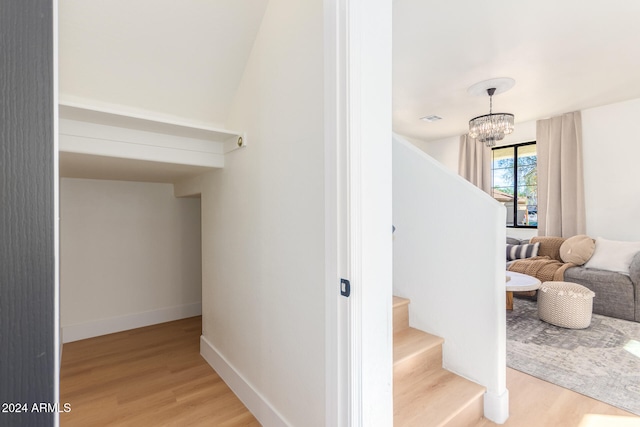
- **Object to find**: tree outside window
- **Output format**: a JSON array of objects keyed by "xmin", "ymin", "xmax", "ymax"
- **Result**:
[{"xmin": 492, "ymin": 142, "xmax": 537, "ymax": 227}]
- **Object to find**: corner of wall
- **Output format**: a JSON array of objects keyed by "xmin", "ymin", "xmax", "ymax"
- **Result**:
[
  {"xmin": 174, "ymin": 173, "xmax": 205, "ymax": 198},
  {"xmin": 199, "ymin": 336, "xmax": 290, "ymax": 427},
  {"xmin": 62, "ymin": 302, "xmax": 201, "ymax": 343},
  {"xmin": 483, "ymin": 389, "xmax": 509, "ymax": 424}
]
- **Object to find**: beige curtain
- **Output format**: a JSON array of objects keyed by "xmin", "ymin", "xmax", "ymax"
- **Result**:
[
  {"xmin": 536, "ymin": 111, "xmax": 586, "ymax": 237},
  {"xmin": 458, "ymin": 134, "xmax": 491, "ymax": 194}
]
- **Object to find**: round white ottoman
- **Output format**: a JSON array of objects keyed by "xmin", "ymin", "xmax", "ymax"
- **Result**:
[{"xmin": 537, "ymin": 281, "xmax": 595, "ymax": 329}]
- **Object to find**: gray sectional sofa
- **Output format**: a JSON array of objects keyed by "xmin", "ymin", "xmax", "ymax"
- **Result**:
[{"xmin": 507, "ymin": 237, "xmax": 640, "ymax": 323}]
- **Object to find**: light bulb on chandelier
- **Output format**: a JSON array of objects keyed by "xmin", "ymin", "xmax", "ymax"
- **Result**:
[{"xmin": 467, "ymin": 78, "xmax": 515, "ymax": 147}]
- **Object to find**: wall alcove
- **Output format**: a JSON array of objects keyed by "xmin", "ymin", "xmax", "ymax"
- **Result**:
[{"xmin": 58, "ymin": 104, "xmax": 244, "ymax": 343}]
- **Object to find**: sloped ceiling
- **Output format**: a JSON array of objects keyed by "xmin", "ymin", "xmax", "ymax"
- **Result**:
[
  {"xmin": 393, "ymin": 0, "xmax": 640, "ymax": 142},
  {"xmin": 59, "ymin": 0, "xmax": 269, "ymax": 128},
  {"xmin": 60, "ymin": 1, "xmax": 640, "ymax": 147}
]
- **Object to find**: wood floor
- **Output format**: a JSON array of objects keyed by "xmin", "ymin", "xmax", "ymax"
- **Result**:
[
  {"xmin": 474, "ymin": 368, "xmax": 638, "ymax": 427},
  {"xmin": 60, "ymin": 316, "xmax": 639, "ymax": 427},
  {"xmin": 60, "ymin": 316, "xmax": 258, "ymax": 427}
]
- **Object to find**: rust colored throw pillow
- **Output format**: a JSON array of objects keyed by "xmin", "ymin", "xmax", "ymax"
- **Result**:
[{"xmin": 560, "ymin": 235, "xmax": 596, "ymax": 265}]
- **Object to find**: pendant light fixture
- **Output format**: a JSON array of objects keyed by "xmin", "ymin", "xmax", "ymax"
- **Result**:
[{"xmin": 468, "ymin": 78, "xmax": 515, "ymax": 147}]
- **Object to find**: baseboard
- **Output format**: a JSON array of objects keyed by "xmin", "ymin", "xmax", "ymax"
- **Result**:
[
  {"xmin": 484, "ymin": 388, "xmax": 509, "ymax": 424},
  {"xmin": 62, "ymin": 302, "xmax": 202, "ymax": 343},
  {"xmin": 200, "ymin": 335, "xmax": 290, "ymax": 427}
]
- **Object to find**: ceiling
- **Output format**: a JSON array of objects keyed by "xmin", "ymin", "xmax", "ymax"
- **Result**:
[
  {"xmin": 59, "ymin": 0, "xmax": 269, "ymax": 128},
  {"xmin": 59, "ymin": 0, "xmax": 640, "ymax": 182},
  {"xmin": 393, "ymin": 0, "xmax": 640, "ymax": 142}
]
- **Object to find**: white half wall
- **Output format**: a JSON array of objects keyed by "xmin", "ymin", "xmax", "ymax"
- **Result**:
[
  {"xmin": 393, "ymin": 135, "xmax": 508, "ymax": 424},
  {"xmin": 198, "ymin": 1, "xmax": 326, "ymax": 426},
  {"xmin": 60, "ymin": 178, "xmax": 202, "ymax": 342}
]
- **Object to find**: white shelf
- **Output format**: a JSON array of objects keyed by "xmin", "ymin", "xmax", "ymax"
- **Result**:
[
  {"xmin": 59, "ymin": 102, "xmax": 245, "ymax": 151},
  {"xmin": 58, "ymin": 103, "xmax": 246, "ymax": 184}
]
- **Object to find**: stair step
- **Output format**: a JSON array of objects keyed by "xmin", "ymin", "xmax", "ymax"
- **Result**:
[
  {"xmin": 394, "ymin": 327, "xmax": 443, "ymax": 382},
  {"xmin": 392, "ymin": 296, "xmax": 486, "ymax": 426},
  {"xmin": 394, "ymin": 367, "xmax": 485, "ymax": 427},
  {"xmin": 393, "ymin": 296, "xmax": 410, "ymax": 335}
]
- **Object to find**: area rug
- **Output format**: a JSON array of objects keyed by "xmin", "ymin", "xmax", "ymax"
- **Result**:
[{"xmin": 506, "ymin": 298, "xmax": 640, "ymax": 415}]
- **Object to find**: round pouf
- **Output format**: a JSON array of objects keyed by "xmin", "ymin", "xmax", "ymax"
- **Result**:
[{"xmin": 537, "ymin": 281, "xmax": 595, "ymax": 329}]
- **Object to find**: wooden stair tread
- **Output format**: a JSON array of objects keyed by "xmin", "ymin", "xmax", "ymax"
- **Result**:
[
  {"xmin": 393, "ymin": 296, "xmax": 411, "ymax": 335},
  {"xmin": 393, "ymin": 296, "xmax": 410, "ymax": 308},
  {"xmin": 393, "ymin": 295, "xmax": 485, "ymax": 425},
  {"xmin": 393, "ymin": 327, "xmax": 443, "ymax": 365},
  {"xmin": 394, "ymin": 368, "xmax": 485, "ymax": 426}
]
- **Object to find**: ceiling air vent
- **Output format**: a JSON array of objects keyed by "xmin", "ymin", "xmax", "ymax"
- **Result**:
[{"xmin": 420, "ymin": 115, "xmax": 442, "ymax": 123}]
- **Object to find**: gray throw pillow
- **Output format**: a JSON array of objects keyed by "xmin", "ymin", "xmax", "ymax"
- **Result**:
[{"xmin": 506, "ymin": 242, "xmax": 540, "ymax": 261}]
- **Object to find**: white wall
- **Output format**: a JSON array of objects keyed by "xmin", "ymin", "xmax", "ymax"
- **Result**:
[
  {"xmin": 582, "ymin": 98, "xmax": 640, "ymax": 241},
  {"xmin": 412, "ymin": 99, "xmax": 639, "ymax": 242},
  {"xmin": 197, "ymin": 1, "xmax": 326, "ymax": 426},
  {"xmin": 60, "ymin": 178, "xmax": 202, "ymax": 342},
  {"xmin": 409, "ymin": 135, "xmax": 459, "ymax": 172}
]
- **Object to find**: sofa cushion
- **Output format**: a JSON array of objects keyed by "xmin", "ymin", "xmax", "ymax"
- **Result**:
[
  {"xmin": 560, "ymin": 235, "xmax": 595, "ymax": 265},
  {"xmin": 564, "ymin": 266, "xmax": 635, "ymax": 321},
  {"xmin": 530, "ymin": 236, "xmax": 566, "ymax": 262},
  {"xmin": 506, "ymin": 242, "xmax": 540, "ymax": 261},
  {"xmin": 630, "ymin": 252, "xmax": 640, "ymax": 287},
  {"xmin": 583, "ymin": 237, "xmax": 640, "ymax": 276},
  {"xmin": 507, "ymin": 236, "xmax": 523, "ymax": 245}
]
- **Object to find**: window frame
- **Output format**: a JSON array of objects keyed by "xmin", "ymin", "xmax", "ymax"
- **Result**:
[{"xmin": 491, "ymin": 141, "xmax": 537, "ymax": 229}]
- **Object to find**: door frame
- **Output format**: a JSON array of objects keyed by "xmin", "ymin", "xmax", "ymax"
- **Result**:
[{"xmin": 324, "ymin": 0, "xmax": 393, "ymax": 425}]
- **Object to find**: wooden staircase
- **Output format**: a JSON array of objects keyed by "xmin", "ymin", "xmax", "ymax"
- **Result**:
[{"xmin": 393, "ymin": 296, "xmax": 486, "ymax": 426}]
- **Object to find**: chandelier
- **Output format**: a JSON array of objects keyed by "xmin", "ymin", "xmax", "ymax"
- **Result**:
[{"xmin": 468, "ymin": 79, "xmax": 515, "ymax": 147}]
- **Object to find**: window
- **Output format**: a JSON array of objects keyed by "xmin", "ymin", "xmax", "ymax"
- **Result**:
[{"xmin": 492, "ymin": 142, "xmax": 537, "ymax": 228}]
